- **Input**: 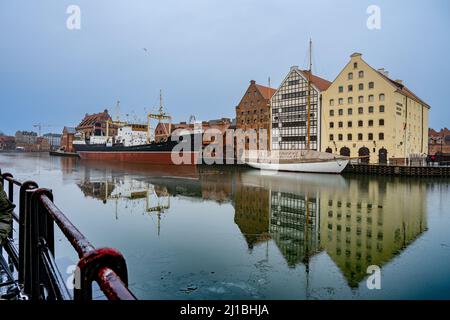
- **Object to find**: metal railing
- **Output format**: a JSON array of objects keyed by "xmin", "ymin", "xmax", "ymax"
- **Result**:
[{"xmin": 0, "ymin": 169, "xmax": 137, "ymax": 300}]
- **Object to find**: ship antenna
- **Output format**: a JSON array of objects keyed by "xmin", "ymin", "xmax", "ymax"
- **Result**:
[
  {"xmin": 159, "ymin": 89, "xmax": 164, "ymax": 115},
  {"xmin": 115, "ymin": 100, "xmax": 120, "ymax": 122}
]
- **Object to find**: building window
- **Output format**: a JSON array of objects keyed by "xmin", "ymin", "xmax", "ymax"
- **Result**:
[
  {"xmin": 379, "ymin": 119, "xmax": 384, "ymax": 126},
  {"xmin": 330, "ymin": 99, "xmax": 334, "ymax": 106},
  {"xmin": 379, "ymin": 133, "xmax": 384, "ymax": 140},
  {"xmin": 369, "ymin": 82, "xmax": 374, "ymax": 89},
  {"xmin": 348, "ymin": 108, "xmax": 353, "ymax": 115},
  {"xmin": 369, "ymin": 95, "xmax": 374, "ymax": 102},
  {"xmin": 348, "ymin": 134, "xmax": 353, "ymax": 141},
  {"xmin": 358, "ymin": 120, "xmax": 363, "ymax": 127},
  {"xmin": 354, "ymin": 62, "xmax": 358, "ymax": 69},
  {"xmin": 368, "ymin": 120, "xmax": 374, "ymax": 127},
  {"xmin": 338, "ymin": 134, "xmax": 343, "ymax": 141},
  {"xmin": 348, "ymin": 72, "xmax": 353, "ymax": 80},
  {"xmin": 339, "ymin": 86, "xmax": 344, "ymax": 93},
  {"xmin": 348, "ymin": 85, "xmax": 353, "ymax": 92},
  {"xmin": 358, "ymin": 96, "xmax": 364, "ymax": 103},
  {"xmin": 338, "ymin": 109, "xmax": 343, "ymax": 116},
  {"xmin": 368, "ymin": 106, "xmax": 374, "ymax": 113},
  {"xmin": 348, "ymin": 97, "xmax": 353, "ymax": 104},
  {"xmin": 338, "ymin": 98, "xmax": 344, "ymax": 105},
  {"xmin": 358, "ymin": 133, "xmax": 363, "ymax": 141},
  {"xmin": 348, "ymin": 121, "xmax": 353, "ymax": 128},
  {"xmin": 379, "ymin": 94, "xmax": 385, "ymax": 101},
  {"xmin": 358, "ymin": 83, "xmax": 364, "ymax": 91},
  {"xmin": 330, "ymin": 122, "xmax": 334, "ymax": 128},
  {"xmin": 358, "ymin": 107, "xmax": 364, "ymax": 114},
  {"xmin": 338, "ymin": 121, "xmax": 343, "ymax": 128},
  {"xmin": 368, "ymin": 133, "xmax": 373, "ymax": 140},
  {"xmin": 330, "ymin": 110, "xmax": 334, "ymax": 116},
  {"xmin": 330, "ymin": 134, "xmax": 334, "ymax": 141},
  {"xmin": 359, "ymin": 71, "xmax": 364, "ymax": 78}
]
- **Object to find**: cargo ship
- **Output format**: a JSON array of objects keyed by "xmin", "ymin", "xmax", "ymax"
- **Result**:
[{"xmin": 73, "ymin": 94, "xmax": 200, "ymax": 165}]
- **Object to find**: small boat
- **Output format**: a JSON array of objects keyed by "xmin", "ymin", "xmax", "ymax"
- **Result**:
[
  {"xmin": 49, "ymin": 149, "xmax": 79, "ymax": 157},
  {"xmin": 246, "ymin": 150, "xmax": 349, "ymax": 174}
]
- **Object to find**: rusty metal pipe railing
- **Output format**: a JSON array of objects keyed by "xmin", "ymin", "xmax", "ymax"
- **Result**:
[{"xmin": 0, "ymin": 170, "xmax": 137, "ymax": 300}]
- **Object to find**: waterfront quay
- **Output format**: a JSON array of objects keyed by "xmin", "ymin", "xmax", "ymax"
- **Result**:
[{"xmin": 1, "ymin": 152, "xmax": 450, "ymax": 300}]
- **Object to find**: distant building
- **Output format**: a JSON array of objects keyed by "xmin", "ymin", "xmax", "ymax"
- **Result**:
[
  {"xmin": 76, "ymin": 109, "xmax": 116, "ymax": 140},
  {"xmin": 0, "ymin": 136, "xmax": 16, "ymax": 151},
  {"xmin": 429, "ymin": 128, "xmax": 450, "ymax": 155},
  {"xmin": 15, "ymin": 131, "xmax": 38, "ymax": 151},
  {"xmin": 36, "ymin": 137, "xmax": 51, "ymax": 152},
  {"xmin": 60, "ymin": 127, "xmax": 76, "ymax": 153},
  {"xmin": 43, "ymin": 133, "xmax": 62, "ymax": 150},
  {"xmin": 235, "ymin": 80, "xmax": 276, "ymax": 156},
  {"xmin": 15, "ymin": 131, "xmax": 38, "ymax": 144},
  {"xmin": 271, "ymin": 66, "xmax": 331, "ymax": 152},
  {"xmin": 154, "ymin": 123, "xmax": 174, "ymax": 143}
]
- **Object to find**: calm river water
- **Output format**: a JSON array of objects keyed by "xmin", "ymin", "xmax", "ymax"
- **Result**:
[{"xmin": 1, "ymin": 152, "xmax": 450, "ymax": 299}]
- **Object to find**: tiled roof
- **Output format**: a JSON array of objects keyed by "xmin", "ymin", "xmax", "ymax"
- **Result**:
[
  {"xmin": 300, "ymin": 70, "xmax": 332, "ymax": 92},
  {"xmin": 77, "ymin": 110, "xmax": 111, "ymax": 128},
  {"xmin": 255, "ymin": 84, "xmax": 277, "ymax": 100},
  {"xmin": 377, "ymin": 72, "xmax": 430, "ymax": 108}
]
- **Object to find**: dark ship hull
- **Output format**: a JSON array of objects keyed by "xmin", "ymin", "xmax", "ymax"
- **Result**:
[{"xmin": 73, "ymin": 137, "xmax": 199, "ymax": 165}]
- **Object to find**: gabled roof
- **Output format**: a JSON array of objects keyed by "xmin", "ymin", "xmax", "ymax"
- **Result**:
[
  {"xmin": 300, "ymin": 70, "xmax": 332, "ymax": 91},
  {"xmin": 376, "ymin": 71, "xmax": 430, "ymax": 109},
  {"xmin": 255, "ymin": 84, "xmax": 277, "ymax": 100}
]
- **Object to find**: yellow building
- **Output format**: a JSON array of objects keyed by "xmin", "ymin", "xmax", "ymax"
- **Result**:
[{"xmin": 321, "ymin": 53, "xmax": 430, "ymax": 164}]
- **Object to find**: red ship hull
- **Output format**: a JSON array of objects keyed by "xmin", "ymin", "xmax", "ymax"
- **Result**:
[{"xmin": 77, "ymin": 151, "xmax": 199, "ymax": 165}]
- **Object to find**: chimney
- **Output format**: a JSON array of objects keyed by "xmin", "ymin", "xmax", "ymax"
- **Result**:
[
  {"xmin": 250, "ymin": 80, "xmax": 256, "ymax": 85},
  {"xmin": 290, "ymin": 65, "xmax": 299, "ymax": 71},
  {"xmin": 378, "ymin": 68, "xmax": 389, "ymax": 77}
]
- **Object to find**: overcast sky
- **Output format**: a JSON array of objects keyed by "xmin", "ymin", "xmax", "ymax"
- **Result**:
[{"xmin": 1, "ymin": 0, "xmax": 449, "ymax": 135}]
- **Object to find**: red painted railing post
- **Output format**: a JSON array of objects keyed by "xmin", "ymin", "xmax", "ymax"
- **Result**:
[{"xmin": 74, "ymin": 248, "xmax": 130, "ymax": 300}]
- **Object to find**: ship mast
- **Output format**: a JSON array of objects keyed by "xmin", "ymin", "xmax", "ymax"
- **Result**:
[
  {"xmin": 306, "ymin": 39, "xmax": 312, "ymax": 151},
  {"xmin": 147, "ymin": 90, "xmax": 172, "ymax": 143}
]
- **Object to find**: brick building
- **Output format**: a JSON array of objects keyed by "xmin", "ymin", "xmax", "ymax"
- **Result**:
[
  {"xmin": 76, "ymin": 109, "xmax": 116, "ymax": 140},
  {"xmin": 429, "ymin": 128, "xmax": 450, "ymax": 155},
  {"xmin": 235, "ymin": 80, "xmax": 276, "ymax": 157},
  {"xmin": 60, "ymin": 127, "xmax": 76, "ymax": 152},
  {"xmin": 36, "ymin": 137, "xmax": 51, "ymax": 152},
  {"xmin": 0, "ymin": 136, "xmax": 16, "ymax": 151}
]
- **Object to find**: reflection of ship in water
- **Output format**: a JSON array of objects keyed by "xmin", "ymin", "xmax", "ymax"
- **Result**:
[
  {"xmin": 78, "ymin": 173, "xmax": 171, "ymax": 235},
  {"xmin": 76, "ymin": 162, "xmax": 428, "ymax": 289}
]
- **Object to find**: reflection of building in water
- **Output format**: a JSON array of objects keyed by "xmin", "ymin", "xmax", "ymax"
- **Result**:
[
  {"xmin": 270, "ymin": 191, "xmax": 320, "ymax": 268},
  {"xmin": 233, "ymin": 184, "xmax": 270, "ymax": 250},
  {"xmin": 319, "ymin": 177, "xmax": 427, "ymax": 287},
  {"xmin": 232, "ymin": 171, "xmax": 321, "ymax": 266}
]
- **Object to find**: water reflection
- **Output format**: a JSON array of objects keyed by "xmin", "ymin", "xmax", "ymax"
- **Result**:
[{"xmin": 72, "ymin": 159, "xmax": 428, "ymax": 290}]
